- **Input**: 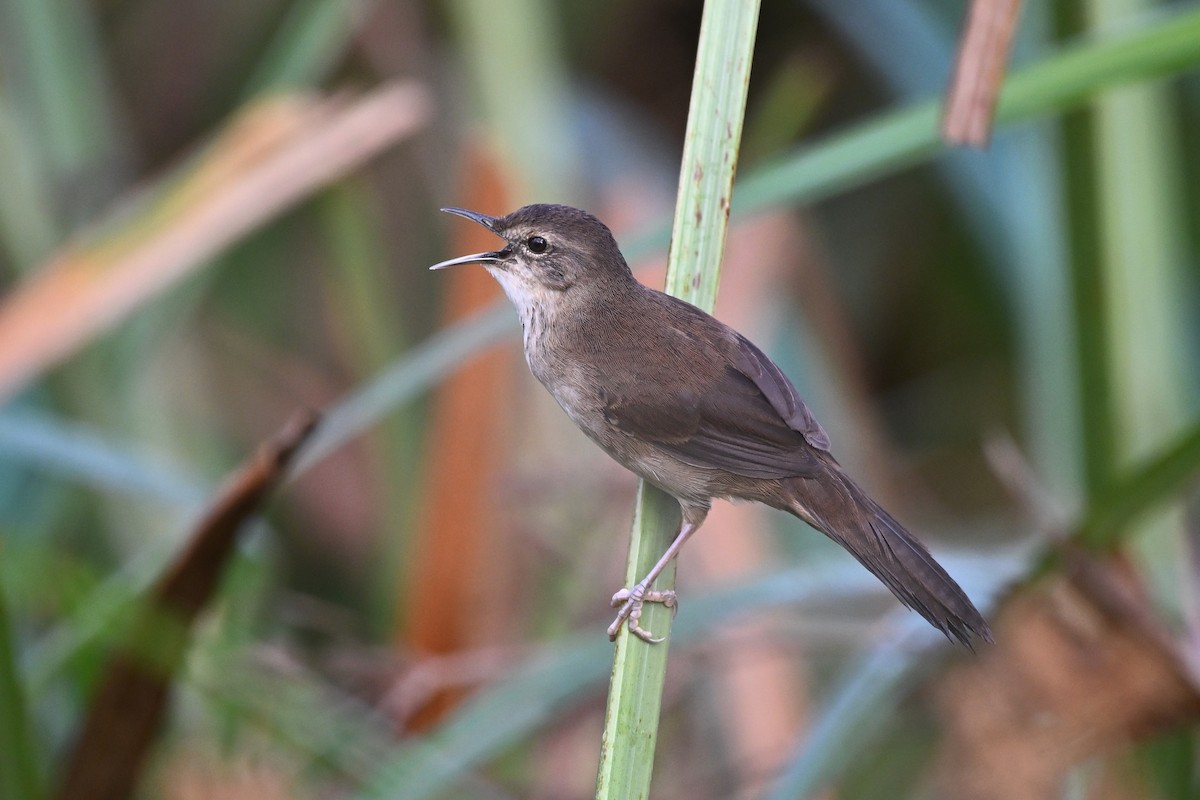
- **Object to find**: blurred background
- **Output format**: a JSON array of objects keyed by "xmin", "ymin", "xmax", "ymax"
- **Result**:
[{"xmin": 0, "ymin": 0, "xmax": 1199, "ymax": 798}]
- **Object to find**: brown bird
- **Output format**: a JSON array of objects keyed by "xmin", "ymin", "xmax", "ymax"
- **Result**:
[{"xmin": 431, "ymin": 204, "xmax": 992, "ymax": 647}]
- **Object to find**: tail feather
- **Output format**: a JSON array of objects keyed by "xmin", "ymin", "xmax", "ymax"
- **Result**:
[{"xmin": 787, "ymin": 465, "xmax": 993, "ymax": 647}]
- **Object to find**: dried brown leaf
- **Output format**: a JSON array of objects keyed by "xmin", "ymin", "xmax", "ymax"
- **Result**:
[
  {"xmin": 55, "ymin": 411, "xmax": 319, "ymax": 800},
  {"xmin": 942, "ymin": 0, "xmax": 1023, "ymax": 148},
  {"xmin": 0, "ymin": 81, "xmax": 429, "ymax": 404}
]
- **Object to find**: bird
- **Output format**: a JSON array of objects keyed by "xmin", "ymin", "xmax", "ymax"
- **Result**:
[{"xmin": 430, "ymin": 203, "xmax": 992, "ymax": 647}]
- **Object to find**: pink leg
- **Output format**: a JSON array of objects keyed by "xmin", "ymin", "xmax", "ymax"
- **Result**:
[{"xmin": 608, "ymin": 520, "xmax": 701, "ymax": 643}]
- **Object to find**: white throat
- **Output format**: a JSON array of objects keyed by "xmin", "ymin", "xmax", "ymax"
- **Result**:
[{"xmin": 486, "ymin": 267, "xmax": 558, "ymax": 353}]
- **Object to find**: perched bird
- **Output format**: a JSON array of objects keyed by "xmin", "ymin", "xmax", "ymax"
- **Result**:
[{"xmin": 431, "ymin": 203, "xmax": 992, "ymax": 647}]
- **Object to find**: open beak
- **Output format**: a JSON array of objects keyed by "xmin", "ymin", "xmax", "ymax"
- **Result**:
[{"xmin": 429, "ymin": 207, "xmax": 507, "ymax": 270}]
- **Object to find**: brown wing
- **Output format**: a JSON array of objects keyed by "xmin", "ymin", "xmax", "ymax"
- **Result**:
[
  {"xmin": 729, "ymin": 332, "xmax": 830, "ymax": 451},
  {"xmin": 600, "ymin": 300, "xmax": 829, "ymax": 479}
]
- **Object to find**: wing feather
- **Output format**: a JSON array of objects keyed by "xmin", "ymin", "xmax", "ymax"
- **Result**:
[{"xmin": 602, "ymin": 352, "xmax": 826, "ymax": 479}]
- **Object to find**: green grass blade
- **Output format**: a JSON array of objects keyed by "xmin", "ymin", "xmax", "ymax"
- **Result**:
[
  {"xmin": 595, "ymin": 484, "xmax": 681, "ymax": 797},
  {"xmin": 0, "ymin": 93, "xmax": 59, "ymax": 270},
  {"xmin": 1086, "ymin": 0, "xmax": 1196, "ymax": 617},
  {"xmin": 0, "ymin": 570, "xmax": 42, "ymax": 800},
  {"xmin": 0, "ymin": 0, "xmax": 127, "ymax": 214},
  {"xmin": 660, "ymin": 0, "xmax": 760, "ymax": 309},
  {"xmin": 241, "ymin": 0, "xmax": 366, "ymax": 99},
  {"xmin": 1079, "ymin": 420, "xmax": 1200, "ymax": 549},
  {"xmin": 595, "ymin": 1, "xmax": 760, "ymax": 797},
  {"xmin": 0, "ymin": 409, "xmax": 206, "ymax": 507},
  {"xmin": 448, "ymin": 0, "xmax": 577, "ymax": 196},
  {"xmin": 763, "ymin": 616, "xmax": 933, "ymax": 800},
  {"xmin": 315, "ymin": 183, "xmax": 422, "ymax": 626}
]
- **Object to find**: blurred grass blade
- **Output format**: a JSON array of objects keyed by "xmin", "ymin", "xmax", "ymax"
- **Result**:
[
  {"xmin": 315, "ymin": 184, "xmax": 422, "ymax": 622},
  {"xmin": 0, "ymin": 568, "xmax": 42, "ymax": 800},
  {"xmin": 596, "ymin": 1, "xmax": 760, "ymax": 797},
  {"xmin": 242, "ymin": 0, "xmax": 367, "ymax": 99},
  {"xmin": 449, "ymin": 0, "xmax": 577, "ymax": 197},
  {"xmin": 761, "ymin": 547, "xmax": 1029, "ymax": 800},
  {"xmin": 1087, "ymin": 0, "xmax": 1196, "ymax": 617},
  {"xmin": 0, "ymin": 0, "xmax": 128, "ymax": 218},
  {"xmin": 0, "ymin": 94, "xmax": 59, "ymax": 270},
  {"xmin": 191, "ymin": 654, "xmax": 399, "ymax": 783},
  {"xmin": 291, "ymin": 303, "xmax": 514, "ymax": 476},
  {"xmin": 1079, "ymin": 420, "xmax": 1200, "ymax": 549},
  {"xmin": 765, "ymin": 616, "xmax": 935, "ymax": 800},
  {"xmin": 0, "ymin": 409, "xmax": 206, "ymax": 507},
  {"xmin": 357, "ymin": 641, "xmax": 608, "ymax": 800},
  {"xmin": 0, "ymin": 81, "xmax": 429, "ymax": 407},
  {"xmin": 739, "ymin": 57, "xmax": 834, "ymax": 164}
]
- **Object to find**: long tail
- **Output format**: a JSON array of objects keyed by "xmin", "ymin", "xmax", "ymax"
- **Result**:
[{"xmin": 786, "ymin": 462, "xmax": 993, "ymax": 647}]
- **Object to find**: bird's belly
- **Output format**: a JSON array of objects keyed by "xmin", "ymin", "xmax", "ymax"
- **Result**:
[
  {"xmin": 612, "ymin": 446, "xmax": 721, "ymax": 506},
  {"xmin": 560, "ymin": 397, "xmax": 717, "ymax": 505}
]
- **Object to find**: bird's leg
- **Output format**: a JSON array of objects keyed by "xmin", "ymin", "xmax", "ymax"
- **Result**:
[{"xmin": 608, "ymin": 519, "xmax": 701, "ymax": 643}]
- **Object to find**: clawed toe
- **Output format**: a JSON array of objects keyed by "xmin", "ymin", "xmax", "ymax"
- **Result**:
[
  {"xmin": 645, "ymin": 589, "xmax": 677, "ymax": 611},
  {"xmin": 606, "ymin": 585, "xmax": 679, "ymax": 643}
]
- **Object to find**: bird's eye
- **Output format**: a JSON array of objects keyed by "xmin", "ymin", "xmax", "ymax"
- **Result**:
[{"xmin": 527, "ymin": 236, "xmax": 548, "ymax": 254}]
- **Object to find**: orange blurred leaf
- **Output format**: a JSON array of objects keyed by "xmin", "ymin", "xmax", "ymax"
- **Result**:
[{"xmin": 402, "ymin": 143, "xmax": 515, "ymax": 729}]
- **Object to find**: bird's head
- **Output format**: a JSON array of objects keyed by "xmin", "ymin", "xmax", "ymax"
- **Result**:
[{"xmin": 430, "ymin": 204, "xmax": 632, "ymax": 311}]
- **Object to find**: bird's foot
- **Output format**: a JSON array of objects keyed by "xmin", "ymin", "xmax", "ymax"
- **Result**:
[{"xmin": 607, "ymin": 584, "xmax": 678, "ymax": 643}]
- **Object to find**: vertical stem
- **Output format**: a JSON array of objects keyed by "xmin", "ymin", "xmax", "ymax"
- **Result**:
[
  {"xmin": 594, "ymin": 1, "xmax": 761, "ymax": 797},
  {"xmin": 1084, "ymin": 0, "xmax": 1195, "ymax": 614},
  {"xmin": 1052, "ymin": 0, "xmax": 1114, "ymax": 501},
  {"xmin": 595, "ymin": 484, "xmax": 681, "ymax": 797}
]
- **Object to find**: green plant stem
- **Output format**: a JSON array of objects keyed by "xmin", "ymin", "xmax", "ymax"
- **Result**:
[
  {"xmin": 594, "ymin": 484, "xmax": 681, "ymax": 796},
  {"xmin": 1085, "ymin": 0, "xmax": 1194, "ymax": 613},
  {"xmin": 594, "ymin": 1, "xmax": 760, "ymax": 797}
]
